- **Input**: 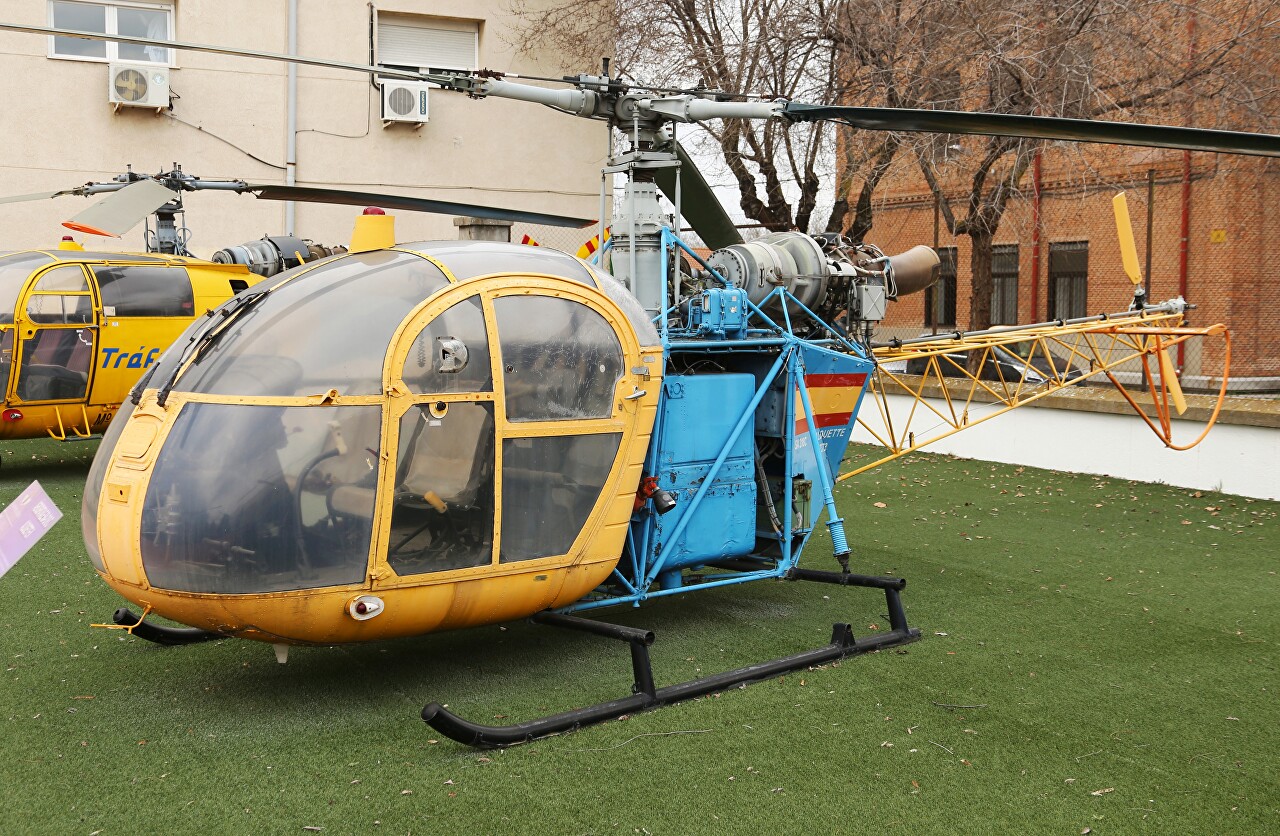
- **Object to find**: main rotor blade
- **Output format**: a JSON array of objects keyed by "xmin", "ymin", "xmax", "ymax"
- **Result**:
[
  {"xmin": 0, "ymin": 189, "xmax": 83, "ymax": 205},
  {"xmin": 62, "ymin": 179, "xmax": 175, "ymax": 237},
  {"xmin": 654, "ymin": 142, "xmax": 743, "ymax": 250},
  {"xmin": 242, "ymin": 184, "xmax": 595, "ymax": 229},
  {"xmin": 784, "ymin": 104, "xmax": 1280, "ymax": 158}
]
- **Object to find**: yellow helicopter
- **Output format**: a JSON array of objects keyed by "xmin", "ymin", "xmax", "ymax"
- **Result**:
[
  {"xmin": 3, "ymin": 22, "xmax": 1275, "ymax": 747},
  {"xmin": 0, "ymin": 165, "xmax": 593, "ymax": 443},
  {"xmin": 0, "ymin": 238, "xmax": 257, "ymax": 441}
]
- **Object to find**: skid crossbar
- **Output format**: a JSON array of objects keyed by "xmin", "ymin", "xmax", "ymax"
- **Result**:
[{"xmin": 421, "ymin": 571, "xmax": 921, "ymax": 747}]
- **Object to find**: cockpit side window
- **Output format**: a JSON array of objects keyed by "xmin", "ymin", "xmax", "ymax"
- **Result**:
[
  {"xmin": 26, "ymin": 265, "xmax": 94, "ymax": 324},
  {"xmin": 493, "ymin": 295, "xmax": 623, "ymax": 422},
  {"xmin": 401, "ymin": 295, "xmax": 492, "ymax": 394},
  {"xmin": 93, "ymin": 265, "xmax": 194, "ymax": 317},
  {"xmin": 387, "ymin": 402, "xmax": 496, "ymax": 576},
  {"xmin": 0, "ymin": 253, "xmax": 55, "ymax": 324}
]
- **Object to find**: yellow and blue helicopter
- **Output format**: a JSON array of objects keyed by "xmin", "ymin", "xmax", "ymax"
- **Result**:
[{"xmin": 2, "ymin": 21, "xmax": 1273, "ymax": 747}]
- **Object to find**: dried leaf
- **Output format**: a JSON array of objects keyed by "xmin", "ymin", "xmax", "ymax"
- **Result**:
[
  {"xmin": 874, "ymin": 501, "xmax": 887, "ymax": 508},
  {"xmin": 1090, "ymin": 787, "xmax": 1114, "ymax": 796}
]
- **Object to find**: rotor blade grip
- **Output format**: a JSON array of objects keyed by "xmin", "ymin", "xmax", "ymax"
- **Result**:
[
  {"xmin": 482, "ymin": 79, "xmax": 598, "ymax": 116},
  {"xmin": 647, "ymin": 98, "xmax": 781, "ymax": 123}
]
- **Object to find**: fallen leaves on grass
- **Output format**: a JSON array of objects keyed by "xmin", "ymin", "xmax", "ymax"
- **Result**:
[{"xmin": 1090, "ymin": 787, "xmax": 1114, "ymax": 796}]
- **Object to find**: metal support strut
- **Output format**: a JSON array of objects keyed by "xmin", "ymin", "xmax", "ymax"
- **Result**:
[{"xmin": 421, "ymin": 575, "xmax": 921, "ymax": 747}]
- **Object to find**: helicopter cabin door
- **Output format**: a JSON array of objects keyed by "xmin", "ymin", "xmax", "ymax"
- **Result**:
[
  {"xmin": 382, "ymin": 293, "xmax": 497, "ymax": 579},
  {"xmin": 13, "ymin": 264, "xmax": 96, "ymax": 406},
  {"xmin": 379, "ymin": 283, "xmax": 629, "ymax": 605}
]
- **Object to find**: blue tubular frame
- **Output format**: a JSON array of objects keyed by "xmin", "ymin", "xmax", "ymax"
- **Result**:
[
  {"xmin": 562, "ymin": 225, "xmax": 876, "ymax": 615},
  {"xmin": 421, "ymin": 224, "xmax": 920, "ymax": 747}
]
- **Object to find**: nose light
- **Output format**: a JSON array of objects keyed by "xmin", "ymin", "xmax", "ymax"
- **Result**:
[{"xmin": 348, "ymin": 595, "xmax": 385, "ymax": 621}]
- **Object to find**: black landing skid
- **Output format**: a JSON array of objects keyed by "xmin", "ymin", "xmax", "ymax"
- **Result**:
[
  {"xmin": 112, "ymin": 607, "xmax": 226, "ymax": 646},
  {"xmin": 422, "ymin": 568, "xmax": 921, "ymax": 748}
]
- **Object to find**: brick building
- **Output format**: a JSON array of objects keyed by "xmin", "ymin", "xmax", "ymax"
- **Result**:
[
  {"xmin": 865, "ymin": 150, "xmax": 1279, "ymax": 392},
  {"xmin": 841, "ymin": 3, "xmax": 1279, "ymax": 394}
]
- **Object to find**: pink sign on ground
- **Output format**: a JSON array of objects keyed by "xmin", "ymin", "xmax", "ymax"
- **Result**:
[{"xmin": 0, "ymin": 481, "xmax": 63, "ymax": 579}]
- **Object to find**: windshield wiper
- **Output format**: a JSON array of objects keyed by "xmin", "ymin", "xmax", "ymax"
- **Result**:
[{"xmin": 155, "ymin": 288, "xmax": 271, "ymax": 407}]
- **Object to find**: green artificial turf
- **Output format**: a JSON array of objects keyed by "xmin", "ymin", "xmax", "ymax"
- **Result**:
[{"xmin": 1, "ymin": 438, "xmax": 1276, "ymax": 834}]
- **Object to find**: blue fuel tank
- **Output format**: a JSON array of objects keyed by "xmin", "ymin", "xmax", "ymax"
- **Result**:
[{"xmin": 651, "ymin": 374, "xmax": 757, "ymax": 585}]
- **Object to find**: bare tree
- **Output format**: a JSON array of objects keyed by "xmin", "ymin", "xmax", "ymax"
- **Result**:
[
  {"xmin": 504, "ymin": 0, "xmax": 836, "ymax": 233},
  {"xmin": 820, "ymin": 0, "xmax": 1280, "ymax": 331}
]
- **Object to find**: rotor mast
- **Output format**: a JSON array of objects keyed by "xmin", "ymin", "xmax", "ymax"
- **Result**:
[{"xmin": 427, "ymin": 69, "xmax": 781, "ymax": 314}]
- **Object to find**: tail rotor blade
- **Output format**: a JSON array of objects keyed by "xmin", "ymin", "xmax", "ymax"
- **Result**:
[
  {"xmin": 1112, "ymin": 192, "xmax": 1144, "ymax": 286},
  {"xmin": 62, "ymin": 179, "xmax": 174, "ymax": 237},
  {"xmin": 242, "ymin": 184, "xmax": 595, "ymax": 229},
  {"xmin": 1157, "ymin": 346, "xmax": 1188, "ymax": 415},
  {"xmin": 654, "ymin": 142, "xmax": 743, "ymax": 250}
]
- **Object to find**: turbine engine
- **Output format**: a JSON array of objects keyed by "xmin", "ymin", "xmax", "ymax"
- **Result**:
[
  {"xmin": 702, "ymin": 232, "xmax": 941, "ymax": 341},
  {"xmin": 212, "ymin": 235, "xmax": 348, "ymax": 278}
]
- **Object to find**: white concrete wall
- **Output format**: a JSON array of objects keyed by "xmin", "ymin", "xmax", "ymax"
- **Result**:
[
  {"xmin": 0, "ymin": 0, "xmax": 605, "ymax": 256},
  {"xmin": 851, "ymin": 394, "xmax": 1279, "ymax": 500}
]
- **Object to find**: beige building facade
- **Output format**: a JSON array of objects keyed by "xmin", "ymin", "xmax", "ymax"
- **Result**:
[{"xmin": 0, "ymin": 0, "xmax": 606, "ymax": 256}]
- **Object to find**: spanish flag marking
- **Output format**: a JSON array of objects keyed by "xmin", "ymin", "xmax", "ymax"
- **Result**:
[{"xmin": 794, "ymin": 373, "xmax": 867, "ymax": 432}]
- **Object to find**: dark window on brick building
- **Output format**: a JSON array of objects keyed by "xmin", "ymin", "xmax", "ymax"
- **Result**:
[
  {"xmin": 925, "ymin": 246, "xmax": 957, "ymax": 328},
  {"xmin": 1048, "ymin": 241, "xmax": 1088, "ymax": 320},
  {"xmin": 991, "ymin": 244, "xmax": 1019, "ymax": 325}
]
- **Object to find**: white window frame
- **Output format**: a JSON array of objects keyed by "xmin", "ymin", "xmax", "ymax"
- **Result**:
[{"xmin": 47, "ymin": 0, "xmax": 176, "ymax": 67}]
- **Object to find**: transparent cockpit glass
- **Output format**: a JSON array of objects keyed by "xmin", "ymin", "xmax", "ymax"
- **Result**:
[
  {"xmin": 0, "ymin": 253, "xmax": 54, "ymax": 324},
  {"xmin": 500, "ymin": 433, "xmax": 621, "ymax": 562},
  {"xmin": 17, "ymin": 327, "xmax": 93, "ymax": 400},
  {"xmin": 34, "ymin": 264, "xmax": 89, "ymax": 292},
  {"xmin": 398, "ymin": 241, "xmax": 596, "ymax": 285},
  {"xmin": 586, "ymin": 265, "xmax": 661, "ymax": 348},
  {"xmin": 82, "ymin": 396, "xmax": 137, "ymax": 573},
  {"xmin": 175, "ymin": 251, "xmax": 449, "ymax": 397},
  {"xmin": 493, "ymin": 296, "xmax": 623, "ymax": 422},
  {"xmin": 401, "ymin": 295, "xmax": 492, "ymax": 394},
  {"xmin": 0, "ymin": 330, "xmax": 11, "ymax": 392},
  {"xmin": 93, "ymin": 265, "xmax": 194, "ymax": 317},
  {"xmin": 140, "ymin": 403, "xmax": 381, "ymax": 594},
  {"xmin": 387, "ymin": 402, "xmax": 495, "ymax": 575}
]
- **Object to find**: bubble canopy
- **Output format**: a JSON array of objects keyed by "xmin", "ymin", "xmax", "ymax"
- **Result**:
[
  {"xmin": 157, "ymin": 242, "xmax": 656, "ymax": 399},
  {"xmin": 88, "ymin": 240, "xmax": 654, "ymax": 599}
]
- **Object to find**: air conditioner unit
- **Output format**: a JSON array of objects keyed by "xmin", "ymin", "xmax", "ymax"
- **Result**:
[
  {"xmin": 108, "ymin": 62, "xmax": 170, "ymax": 110},
  {"xmin": 380, "ymin": 81, "xmax": 430, "ymax": 125}
]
